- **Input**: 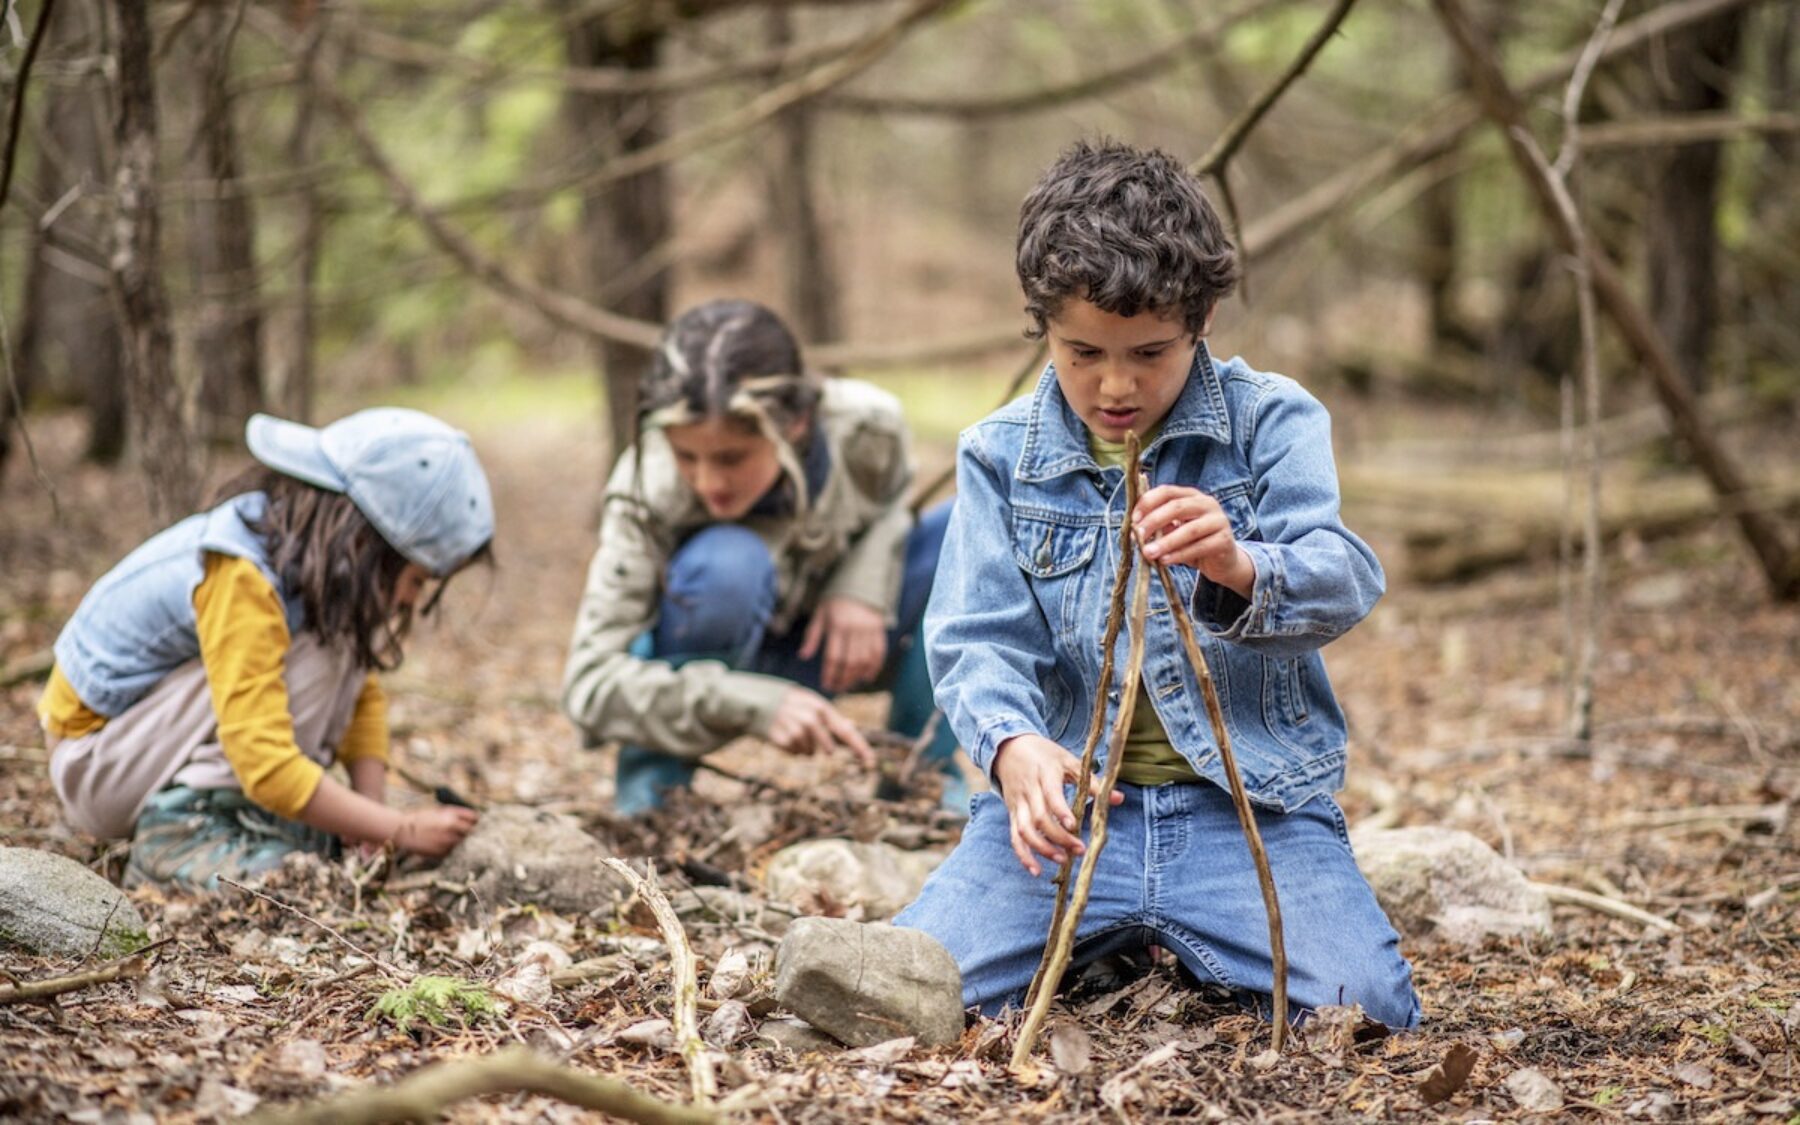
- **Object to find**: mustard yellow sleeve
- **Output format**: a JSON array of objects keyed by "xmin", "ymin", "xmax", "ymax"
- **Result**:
[
  {"xmin": 38, "ymin": 664, "xmax": 109, "ymax": 740},
  {"xmin": 336, "ymin": 672, "xmax": 390, "ymax": 764},
  {"xmin": 193, "ymin": 553, "xmax": 324, "ymax": 818}
]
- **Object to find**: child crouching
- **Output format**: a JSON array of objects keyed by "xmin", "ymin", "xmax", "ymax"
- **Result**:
[{"xmin": 41, "ymin": 408, "xmax": 492, "ymax": 889}]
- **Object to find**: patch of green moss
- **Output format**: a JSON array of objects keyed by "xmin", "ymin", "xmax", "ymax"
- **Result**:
[{"xmin": 369, "ymin": 976, "xmax": 497, "ymax": 1034}]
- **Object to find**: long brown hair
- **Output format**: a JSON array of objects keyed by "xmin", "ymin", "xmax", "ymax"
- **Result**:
[{"xmin": 211, "ymin": 467, "xmax": 489, "ymax": 669}]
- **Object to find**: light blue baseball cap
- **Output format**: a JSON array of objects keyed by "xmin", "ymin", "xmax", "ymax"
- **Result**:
[{"xmin": 246, "ymin": 408, "xmax": 494, "ymax": 577}]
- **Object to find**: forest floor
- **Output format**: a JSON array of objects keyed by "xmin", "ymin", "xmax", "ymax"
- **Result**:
[{"xmin": 1, "ymin": 389, "xmax": 1796, "ymax": 1123}]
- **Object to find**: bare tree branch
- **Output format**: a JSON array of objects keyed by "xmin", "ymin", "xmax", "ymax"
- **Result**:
[
  {"xmin": 827, "ymin": 0, "xmax": 1289, "ymax": 118},
  {"xmin": 0, "ymin": 0, "xmax": 59, "ymax": 213},
  {"xmin": 1430, "ymin": 0, "xmax": 1798, "ymax": 600},
  {"xmin": 1192, "ymin": 0, "xmax": 1357, "ymax": 179},
  {"xmin": 1242, "ymin": 0, "xmax": 1773, "ymax": 262}
]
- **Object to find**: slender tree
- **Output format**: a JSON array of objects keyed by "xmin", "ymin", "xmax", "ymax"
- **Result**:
[{"xmin": 110, "ymin": 0, "xmax": 198, "ymax": 520}]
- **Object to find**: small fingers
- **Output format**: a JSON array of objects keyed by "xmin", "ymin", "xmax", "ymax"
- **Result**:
[
  {"xmin": 822, "ymin": 706, "xmax": 875, "ymax": 767},
  {"xmin": 799, "ymin": 613, "xmax": 825, "ymax": 662}
]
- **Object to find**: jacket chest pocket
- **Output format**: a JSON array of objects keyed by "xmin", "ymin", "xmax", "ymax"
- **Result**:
[
  {"xmin": 1012, "ymin": 512, "xmax": 1101, "ymax": 642},
  {"xmin": 1207, "ymin": 480, "xmax": 1261, "ymax": 541}
]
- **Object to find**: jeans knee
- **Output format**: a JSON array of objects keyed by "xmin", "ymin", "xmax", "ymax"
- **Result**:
[{"xmin": 659, "ymin": 525, "xmax": 776, "ymax": 656}]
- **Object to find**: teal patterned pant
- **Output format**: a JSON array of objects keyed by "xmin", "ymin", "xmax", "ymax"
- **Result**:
[{"xmin": 127, "ymin": 786, "xmax": 337, "ymax": 891}]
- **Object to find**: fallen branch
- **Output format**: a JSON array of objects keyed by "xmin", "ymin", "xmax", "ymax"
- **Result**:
[
  {"xmin": 1014, "ymin": 436, "xmax": 1152, "ymax": 1069},
  {"xmin": 1531, "ymin": 882, "xmax": 1679, "ymax": 934},
  {"xmin": 246, "ymin": 1046, "xmax": 716, "ymax": 1125},
  {"xmin": 1147, "ymin": 516, "xmax": 1289, "ymax": 1050},
  {"xmin": 0, "ymin": 937, "xmax": 172, "ymax": 1006},
  {"xmin": 601, "ymin": 858, "xmax": 716, "ymax": 1106},
  {"xmin": 0, "ymin": 0, "xmax": 59, "ymax": 214}
]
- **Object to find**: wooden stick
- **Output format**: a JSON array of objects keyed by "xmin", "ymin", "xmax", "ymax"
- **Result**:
[
  {"xmin": 1020, "ymin": 469, "xmax": 1139, "ymax": 1014},
  {"xmin": 1532, "ymin": 882, "xmax": 1679, "ymax": 934},
  {"xmin": 601, "ymin": 859, "xmax": 716, "ymax": 1106},
  {"xmin": 0, "ymin": 937, "xmax": 172, "ymax": 1007},
  {"xmin": 1149, "ymin": 556, "xmax": 1289, "ymax": 1050},
  {"xmin": 1013, "ymin": 439, "xmax": 1152, "ymax": 1069},
  {"xmin": 246, "ymin": 1046, "xmax": 717, "ymax": 1125},
  {"xmin": 219, "ymin": 877, "xmax": 409, "ymax": 982}
]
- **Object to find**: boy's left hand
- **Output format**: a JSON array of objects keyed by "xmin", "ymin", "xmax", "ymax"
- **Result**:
[
  {"xmin": 1134, "ymin": 485, "xmax": 1256, "ymax": 599},
  {"xmin": 800, "ymin": 596, "xmax": 888, "ymax": 694}
]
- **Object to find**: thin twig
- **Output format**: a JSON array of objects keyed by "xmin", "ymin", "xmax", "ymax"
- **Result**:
[
  {"xmin": 1192, "ymin": 0, "xmax": 1358, "ymax": 179},
  {"xmin": 1013, "ymin": 436, "xmax": 1152, "ymax": 1069},
  {"xmin": 0, "ymin": 937, "xmax": 172, "ymax": 1007},
  {"xmin": 244, "ymin": 1045, "xmax": 717, "ymax": 1125},
  {"xmin": 1532, "ymin": 882, "xmax": 1679, "ymax": 933},
  {"xmin": 0, "ymin": 0, "xmax": 58, "ymax": 213},
  {"xmin": 1147, "ymin": 531, "xmax": 1289, "ymax": 1050},
  {"xmin": 910, "ymin": 341, "xmax": 1045, "ymax": 514},
  {"xmin": 600, "ymin": 858, "xmax": 716, "ymax": 1106},
  {"xmin": 219, "ymin": 876, "xmax": 409, "ymax": 981}
]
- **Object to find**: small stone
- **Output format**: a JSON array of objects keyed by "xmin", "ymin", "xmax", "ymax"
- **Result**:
[
  {"xmin": 1504, "ymin": 1067, "xmax": 1564, "ymax": 1112},
  {"xmin": 773, "ymin": 917, "xmax": 963, "ymax": 1047},
  {"xmin": 436, "ymin": 806, "xmax": 631, "ymax": 917},
  {"xmin": 1351, "ymin": 826, "xmax": 1552, "ymax": 944},
  {"xmin": 0, "ymin": 847, "xmax": 149, "ymax": 959},
  {"xmin": 762, "ymin": 839, "xmax": 944, "ymax": 920},
  {"xmin": 756, "ymin": 1016, "xmax": 837, "ymax": 1054}
]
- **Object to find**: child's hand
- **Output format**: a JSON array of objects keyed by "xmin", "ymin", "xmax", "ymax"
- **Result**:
[
  {"xmin": 769, "ymin": 686, "xmax": 876, "ymax": 768},
  {"xmin": 393, "ymin": 806, "xmax": 480, "ymax": 857},
  {"xmin": 1133, "ymin": 485, "xmax": 1256, "ymax": 598},
  {"xmin": 993, "ymin": 734, "xmax": 1123, "ymax": 877},
  {"xmin": 799, "ymin": 596, "xmax": 888, "ymax": 693}
]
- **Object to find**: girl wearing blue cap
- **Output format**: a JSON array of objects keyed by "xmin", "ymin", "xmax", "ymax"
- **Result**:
[{"xmin": 40, "ymin": 408, "xmax": 495, "ymax": 889}]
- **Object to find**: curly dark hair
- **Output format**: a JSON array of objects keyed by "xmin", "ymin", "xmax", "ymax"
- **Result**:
[
  {"xmin": 1016, "ymin": 138, "xmax": 1239, "ymax": 339},
  {"xmin": 209, "ymin": 468, "xmax": 491, "ymax": 670}
]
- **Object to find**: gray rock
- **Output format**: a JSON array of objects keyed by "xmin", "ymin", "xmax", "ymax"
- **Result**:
[
  {"xmin": 762, "ymin": 839, "xmax": 944, "ymax": 920},
  {"xmin": 0, "ymin": 847, "xmax": 148, "ymax": 959},
  {"xmin": 1351, "ymin": 825, "xmax": 1552, "ymax": 945},
  {"xmin": 774, "ymin": 917, "xmax": 963, "ymax": 1048},
  {"xmin": 755, "ymin": 1016, "xmax": 838, "ymax": 1055},
  {"xmin": 436, "ymin": 805, "xmax": 630, "ymax": 917},
  {"xmin": 1504, "ymin": 1067, "xmax": 1565, "ymax": 1112}
]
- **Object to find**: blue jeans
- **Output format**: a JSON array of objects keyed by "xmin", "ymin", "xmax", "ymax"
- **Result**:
[
  {"xmin": 616, "ymin": 500, "xmax": 960, "ymax": 814},
  {"xmin": 893, "ymin": 782, "xmax": 1420, "ymax": 1029}
]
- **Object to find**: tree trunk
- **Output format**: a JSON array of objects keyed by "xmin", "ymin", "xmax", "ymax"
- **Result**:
[
  {"xmin": 1644, "ymin": 8, "xmax": 1746, "ymax": 393},
  {"xmin": 110, "ymin": 0, "xmax": 199, "ymax": 521},
  {"xmin": 271, "ymin": 9, "xmax": 328, "ymax": 423},
  {"xmin": 6, "ymin": 0, "xmax": 125, "ymax": 471},
  {"xmin": 765, "ymin": 7, "xmax": 841, "ymax": 349},
  {"xmin": 186, "ymin": 1, "xmax": 264, "ymax": 443},
  {"xmin": 565, "ymin": 10, "xmax": 670, "ymax": 466}
]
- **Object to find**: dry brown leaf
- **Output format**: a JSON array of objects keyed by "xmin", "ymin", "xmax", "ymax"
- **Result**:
[
  {"xmin": 1417, "ymin": 1042, "xmax": 1478, "ymax": 1105},
  {"xmin": 1049, "ymin": 1024, "xmax": 1093, "ymax": 1076}
]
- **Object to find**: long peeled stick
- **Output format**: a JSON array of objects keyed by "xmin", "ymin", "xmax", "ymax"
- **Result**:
[
  {"xmin": 1012, "ymin": 436, "xmax": 1152, "ymax": 1069},
  {"xmin": 1143, "ymin": 480, "xmax": 1288, "ymax": 1050}
]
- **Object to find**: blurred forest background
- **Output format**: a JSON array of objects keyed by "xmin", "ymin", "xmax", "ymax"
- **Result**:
[
  {"xmin": 3, "ymin": 0, "xmax": 1795, "ymax": 552},
  {"xmin": 3, "ymin": 3, "xmax": 1799, "ymax": 1120}
]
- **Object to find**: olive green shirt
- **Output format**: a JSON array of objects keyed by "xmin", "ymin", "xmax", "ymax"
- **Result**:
[{"xmin": 1088, "ymin": 428, "xmax": 1200, "ymax": 787}]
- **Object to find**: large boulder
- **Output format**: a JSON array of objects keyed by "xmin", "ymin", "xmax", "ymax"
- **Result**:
[
  {"xmin": 0, "ymin": 847, "xmax": 149, "ymax": 959},
  {"xmin": 1351, "ymin": 825, "xmax": 1552, "ymax": 945},
  {"xmin": 774, "ymin": 917, "xmax": 963, "ymax": 1048},
  {"xmin": 762, "ymin": 839, "xmax": 943, "ymax": 920},
  {"xmin": 436, "ymin": 805, "xmax": 630, "ymax": 917}
]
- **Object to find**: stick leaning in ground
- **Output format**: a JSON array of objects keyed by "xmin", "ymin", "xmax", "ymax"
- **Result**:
[
  {"xmin": 1146, "ymin": 537, "xmax": 1290, "ymax": 1049},
  {"xmin": 1012, "ymin": 436, "xmax": 1152, "ymax": 1068},
  {"xmin": 601, "ymin": 858, "xmax": 717, "ymax": 1106}
]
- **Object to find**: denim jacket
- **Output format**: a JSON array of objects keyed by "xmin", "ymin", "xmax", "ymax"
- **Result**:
[
  {"xmin": 53, "ymin": 492, "xmax": 303, "ymax": 717},
  {"xmin": 924, "ymin": 346, "xmax": 1383, "ymax": 812}
]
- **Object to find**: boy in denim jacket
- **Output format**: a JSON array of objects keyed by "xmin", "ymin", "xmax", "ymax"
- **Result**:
[{"xmin": 894, "ymin": 140, "xmax": 1419, "ymax": 1028}]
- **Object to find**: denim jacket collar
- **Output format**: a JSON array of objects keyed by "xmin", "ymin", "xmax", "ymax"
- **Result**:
[{"xmin": 1015, "ymin": 341, "xmax": 1232, "ymax": 483}]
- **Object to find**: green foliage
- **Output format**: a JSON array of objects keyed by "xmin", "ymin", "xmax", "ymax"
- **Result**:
[
  {"xmin": 1594, "ymin": 1085, "xmax": 1624, "ymax": 1106},
  {"xmin": 370, "ymin": 976, "xmax": 497, "ymax": 1034}
]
